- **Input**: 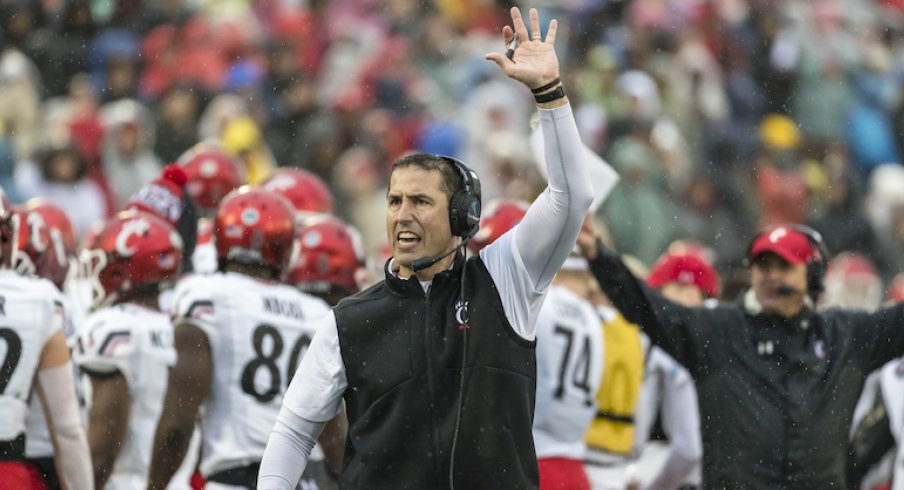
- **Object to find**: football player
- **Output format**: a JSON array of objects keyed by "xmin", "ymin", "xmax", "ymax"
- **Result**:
[
  {"xmin": 19, "ymin": 200, "xmax": 83, "ymax": 489},
  {"xmin": 73, "ymin": 210, "xmax": 186, "ymax": 489},
  {"xmin": 0, "ymin": 189, "xmax": 92, "ymax": 489},
  {"xmin": 148, "ymin": 188, "xmax": 333, "ymax": 489}
]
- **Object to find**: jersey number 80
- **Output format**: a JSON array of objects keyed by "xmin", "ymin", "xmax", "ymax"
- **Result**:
[{"xmin": 240, "ymin": 324, "xmax": 312, "ymax": 402}]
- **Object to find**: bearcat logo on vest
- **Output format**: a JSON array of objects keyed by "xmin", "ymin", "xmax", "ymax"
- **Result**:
[{"xmin": 455, "ymin": 300, "xmax": 470, "ymax": 330}]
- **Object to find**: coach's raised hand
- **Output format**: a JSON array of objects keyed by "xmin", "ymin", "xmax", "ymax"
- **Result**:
[{"xmin": 485, "ymin": 7, "xmax": 566, "ymax": 107}]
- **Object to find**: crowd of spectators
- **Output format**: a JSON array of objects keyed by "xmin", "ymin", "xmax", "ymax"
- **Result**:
[{"xmin": 2, "ymin": 0, "xmax": 904, "ymax": 298}]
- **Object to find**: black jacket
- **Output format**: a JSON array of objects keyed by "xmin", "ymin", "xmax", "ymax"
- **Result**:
[
  {"xmin": 588, "ymin": 244, "xmax": 904, "ymax": 489},
  {"xmin": 334, "ymin": 254, "xmax": 538, "ymax": 489}
]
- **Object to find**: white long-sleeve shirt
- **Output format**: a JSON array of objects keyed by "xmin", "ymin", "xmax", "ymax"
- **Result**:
[{"xmin": 258, "ymin": 103, "xmax": 599, "ymax": 489}]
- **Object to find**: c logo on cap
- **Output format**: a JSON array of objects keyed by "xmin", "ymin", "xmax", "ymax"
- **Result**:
[{"xmin": 768, "ymin": 227, "xmax": 788, "ymax": 243}]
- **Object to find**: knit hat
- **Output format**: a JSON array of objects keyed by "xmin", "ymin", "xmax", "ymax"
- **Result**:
[
  {"xmin": 646, "ymin": 252, "xmax": 720, "ymax": 298},
  {"xmin": 127, "ymin": 165, "xmax": 187, "ymax": 225},
  {"xmin": 127, "ymin": 164, "xmax": 198, "ymax": 273}
]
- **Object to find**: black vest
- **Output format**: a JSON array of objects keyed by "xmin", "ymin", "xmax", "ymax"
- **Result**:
[{"xmin": 334, "ymin": 254, "xmax": 539, "ymax": 489}]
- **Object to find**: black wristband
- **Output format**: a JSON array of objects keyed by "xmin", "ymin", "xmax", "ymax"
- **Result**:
[
  {"xmin": 534, "ymin": 85, "xmax": 566, "ymax": 103},
  {"xmin": 531, "ymin": 78, "xmax": 562, "ymax": 94}
]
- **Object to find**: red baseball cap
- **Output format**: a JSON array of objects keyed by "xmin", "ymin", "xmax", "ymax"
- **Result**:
[
  {"xmin": 748, "ymin": 227, "xmax": 817, "ymax": 265},
  {"xmin": 646, "ymin": 252, "xmax": 719, "ymax": 298}
]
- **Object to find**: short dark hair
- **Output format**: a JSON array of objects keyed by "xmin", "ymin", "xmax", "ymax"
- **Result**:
[
  {"xmin": 38, "ymin": 145, "xmax": 88, "ymax": 182},
  {"xmin": 391, "ymin": 153, "xmax": 464, "ymax": 199}
]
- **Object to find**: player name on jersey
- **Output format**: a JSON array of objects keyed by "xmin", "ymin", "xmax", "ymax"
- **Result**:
[{"xmin": 262, "ymin": 296, "xmax": 306, "ymax": 320}]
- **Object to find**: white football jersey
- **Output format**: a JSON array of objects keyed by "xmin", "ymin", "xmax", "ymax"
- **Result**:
[
  {"xmin": 73, "ymin": 303, "xmax": 176, "ymax": 489},
  {"xmin": 0, "ymin": 270, "xmax": 65, "ymax": 442},
  {"xmin": 533, "ymin": 285, "xmax": 604, "ymax": 459},
  {"xmin": 170, "ymin": 272, "xmax": 331, "ymax": 476}
]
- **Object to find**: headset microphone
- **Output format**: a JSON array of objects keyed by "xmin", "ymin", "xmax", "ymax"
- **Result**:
[
  {"xmin": 411, "ymin": 255, "xmax": 442, "ymax": 272},
  {"xmin": 411, "ymin": 242, "xmax": 461, "ymax": 272},
  {"xmin": 776, "ymin": 284, "xmax": 801, "ymax": 296}
]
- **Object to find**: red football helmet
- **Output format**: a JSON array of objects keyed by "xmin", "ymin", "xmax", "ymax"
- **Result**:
[
  {"xmin": 22, "ymin": 199, "xmax": 77, "ymax": 288},
  {"xmin": 467, "ymin": 198, "xmax": 529, "ymax": 254},
  {"xmin": 179, "ymin": 142, "xmax": 245, "ymax": 212},
  {"xmin": 8, "ymin": 207, "xmax": 53, "ymax": 280},
  {"xmin": 260, "ymin": 168, "xmax": 335, "ymax": 214},
  {"xmin": 286, "ymin": 214, "xmax": 365, "ymax": 294},
  {"xmin": 214, "ymin": 187, "xmax": 296, "ymax": 273},
  {"xmin": 79, "ymin": 210, "xmax": 184, "ymax": 308}
]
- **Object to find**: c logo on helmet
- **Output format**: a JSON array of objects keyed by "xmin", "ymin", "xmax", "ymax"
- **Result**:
[
  {"xmin": 26, "ymin": 212, "xmax": 49, "ymax": 253},
  {"xmin": 115, "ymin": 218, "xmax": 151, "ymax": 257}
]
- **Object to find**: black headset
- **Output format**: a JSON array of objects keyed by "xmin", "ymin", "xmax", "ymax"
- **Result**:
[
  {"xmin": 439, "ymin": 156, "xmax": 482, "ymax": 240},
  {"xmin": 746, "ymin": 223, "xmax": 830, "ymax": 295}
]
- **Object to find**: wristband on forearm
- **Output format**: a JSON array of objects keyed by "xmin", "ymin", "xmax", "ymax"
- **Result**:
[
  {"xmin": 534, "ymin": 84, "xmax": 566, "ymax": 103},
  {"xmin": 531, "ymin": 78, "xmax": 561, "ymax": 94}
]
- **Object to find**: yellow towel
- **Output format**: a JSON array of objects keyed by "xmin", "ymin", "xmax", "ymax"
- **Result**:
[{"xmin": 585, "ymin": 312, "xmax": 644, "ymax": 455}]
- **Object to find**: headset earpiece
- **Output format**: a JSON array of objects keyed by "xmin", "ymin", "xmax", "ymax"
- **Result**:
[
  {"xmin": 440, "ymin": 156, "xmax": 482, "ymax": 239},
  {"xmin": 793, "ymin": 224, "xmax": 828, "ymax": 295}
]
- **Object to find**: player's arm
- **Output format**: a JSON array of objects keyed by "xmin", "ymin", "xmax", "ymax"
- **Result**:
[
  {"xmin": 85, "ymin": 372, "xmax": 130, "ymax": 488},
  {"xmin": 318, "ymin": 409, "xmax": 347, "ymax": 476},
  {"xmin": 147, "ymin": 321, "xmax": 212, "ymax": 490},
  {"xmin": 34, "ymin": 330, "xmax": 94, "ymax": 490},
  {"xmin": 643, "ymin": 349, "xmax": 702, "ymax": 490}
]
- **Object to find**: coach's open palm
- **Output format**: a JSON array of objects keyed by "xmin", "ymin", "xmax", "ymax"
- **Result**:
[{"xmin": 485, "ymin": 7, "xmax": 560, "ymax": 90}]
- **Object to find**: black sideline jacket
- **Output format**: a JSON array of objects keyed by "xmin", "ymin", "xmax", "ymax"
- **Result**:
[{"xmin": 589, "ymin": 243, "xmax": 904, "ymax": 489}]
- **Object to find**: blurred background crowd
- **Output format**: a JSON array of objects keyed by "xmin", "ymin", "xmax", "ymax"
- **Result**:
[{"xmin": 2, "ymin": 0, "xmax": 904, "ymax": 304}]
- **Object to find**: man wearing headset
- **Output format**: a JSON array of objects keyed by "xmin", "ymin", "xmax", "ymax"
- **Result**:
[
  {"xmin": 578, "ymin": 222, "xmax": 904, "ymax": 489},
  {"xmin": 257, "ymin": 7, "xmax": 594, "ymax": 489}
]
